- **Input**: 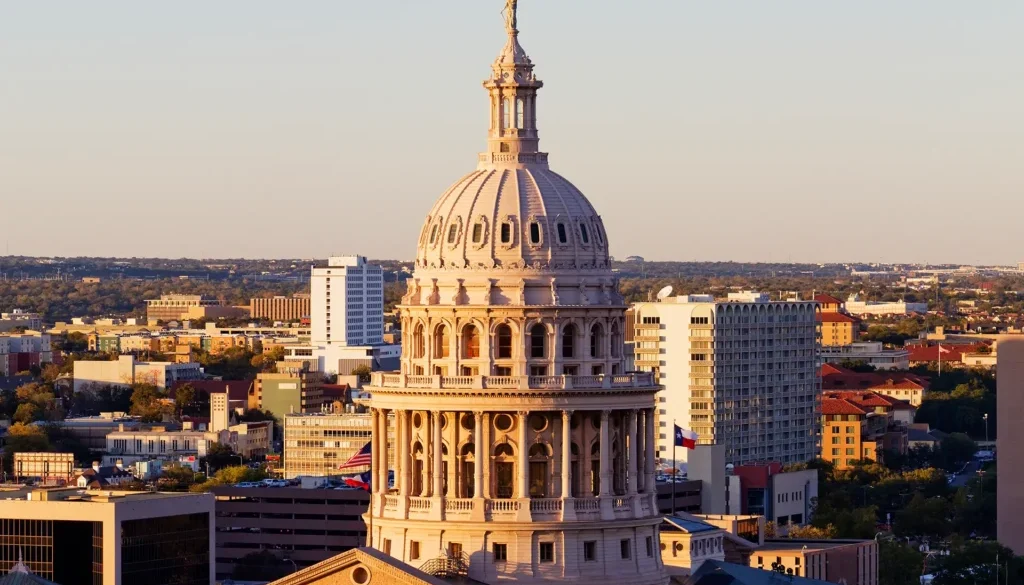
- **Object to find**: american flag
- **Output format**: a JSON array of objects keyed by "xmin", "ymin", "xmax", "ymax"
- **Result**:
[{"xmin": 338, "ymin": 441, "xmax": 372, "ymax": 470}]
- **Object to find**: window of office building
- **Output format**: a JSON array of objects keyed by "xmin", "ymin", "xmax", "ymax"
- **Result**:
[{"xmin": 121, "ymin": 513, "xmax": 210, "ymax": 585}]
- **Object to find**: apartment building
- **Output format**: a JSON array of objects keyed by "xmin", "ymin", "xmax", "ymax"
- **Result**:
[
  {"xmin": 814, "ymin": 294, "xmax": 859, "ymax": 347},
  {"xmin": 249, "ymin": 294, "xmax": 311, "ymax": 323},
  {"xmin": 310, "ymin": 256, "xmax": 385, "ymax": 374},
  {"xmin": 0, "ymin": 309, "xmax": 43, "ymax": 332},
  {"xmin": 0, "ymin": 332, "xmax": 52, "ymax": 376},
  {"xmin": 633, "ymin": 292, "xmax": 820, "ymax": 465},
  {"xmin": 0, "ymin": 487, "xmax": 214, "ymax": 585},
  {"xmin": 819, "ymin": 391, "xmax": 913, "ymax": 470}
]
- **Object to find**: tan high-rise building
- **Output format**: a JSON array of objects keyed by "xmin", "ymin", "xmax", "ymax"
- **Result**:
[
  {"xmin": 997, "ymin": 337, "xmax": 1024, "ymax": 553},
  {"xmin": 250, "ymin": 294, "xmax": 311, "ymax": 323},
  {"xmin": 283, "ymin": 409, "xmax": 394, "ymax": 479}
]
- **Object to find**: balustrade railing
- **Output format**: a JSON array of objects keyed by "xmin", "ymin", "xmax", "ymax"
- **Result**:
[
  {"xmin": 573, "ymin": 498, "xmax": 600, "ymax": 511},
  {"xmin": 529, "ymin": 498, "xmax": 563, "ymax": 512},
  {"xmin": 444, "ymin": 498, "xmax": 474, "ymax": 512},
  {"xmin": 408, "ymin": 497, "xmax": 432, "ymax": 511},
  {"xmin": 486, "ymin": 499, "xmax": 521, "ymax": 513},
  {"xmin": 372, "ymin": 372, "xmax": 655, "ymax": 390}
]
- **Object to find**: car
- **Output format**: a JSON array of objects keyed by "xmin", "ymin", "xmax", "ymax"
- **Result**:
[{"xmin": 234, "ymin": 482, "xmax": 260, "ymax": 488}]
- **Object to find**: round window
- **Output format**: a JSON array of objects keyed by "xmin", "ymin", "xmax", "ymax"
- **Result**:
[
  {"xmin": 591, "ymin": 413, "xmax": 601, "ymax": 430},
  {"xmin": 461, "ymin": 413, "xmax": 475, "ymax": 431},
  {"xmin": 529, "ymin": 414, "xmax": 548, "ymax": 432},
  {"xmin": 441, "ymin": 413, "xmax": 450, "ymax": 429},
  {"xmin": 351, "ymin": 566, "xmax": 370, "ymax": 585},
  {"xmin": 494, "ymin": 413, "xmax": 514, "ymax": 432},
  {"xmin": 413, "ymin": 412, "xmax": 422, "ymax": 428}
]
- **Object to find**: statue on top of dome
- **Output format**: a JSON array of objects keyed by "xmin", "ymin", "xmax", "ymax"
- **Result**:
[{"xmin": 504, "ymin": 0, "xmax": 518, "ymax": 33}]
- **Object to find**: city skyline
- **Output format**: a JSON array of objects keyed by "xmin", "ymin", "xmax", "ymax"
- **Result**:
[{"xmin": 3, "ymin": 1, "xmax": 1022, "ymax": 264}]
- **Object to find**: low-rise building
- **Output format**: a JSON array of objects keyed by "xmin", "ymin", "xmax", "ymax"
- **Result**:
[
  {"xmin": 843, "ymin": 295, "xmax": 928, "ymax": 317},
  {"xmin": 820, "ymin": 364, "xmax": 929, "ymax": 407},
  {"xmin": 145, "ymin": 294, "xmax": 222, "ymax": 324},
  {"xmin": 249, "ymin": 294, "xmax": 311, "ymax": 323},
  {"xmin": 820, "ymin": 392, "xmax": 909, "ymax": 470},
  {"xmin": 12, "ymin": 453, "xmax": 75, "ymax": 485},
  {"xmin": 752, "ymin": 539, "xmax": 878, "ymax": 585},
  {"xmin": 727, "ymin": 463, "xmax": 818, "ymax": 528},
  {"xmin": 74, "ymin": 355, "xmax": 203, "ymax": 392},
  {"xmin": 819, "ymin": 341, "xmax": 910, "ymax": 370},
  {"xmin": 230, "ymin": 420, "xmax": 273, "ymax": 459},
  {"xmin": 76, "ymin": 461, "xmax": 135, "ymax": 489},
  {"xmin": 104, "ymin": 424, "xmax": 230, "ymax": 465},
  {"xmin": 61, "ymin": 412, "xmax": 141, "ymax": 451},
  {"xmin": 0, "ymin": 309, "xmax": 43, "ymax": 332},
  {"xmin": 0, "ymin": 487, "xmax": 214, "ymax": 585}
]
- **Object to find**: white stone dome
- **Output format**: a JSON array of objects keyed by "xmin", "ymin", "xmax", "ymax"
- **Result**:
[{"xmin": 416, "ymin": 166, "xmax": 610, "ymax": 272}]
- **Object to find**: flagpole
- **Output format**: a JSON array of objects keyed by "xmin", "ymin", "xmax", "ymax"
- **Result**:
[
  {"xmin": 672, "ymin": 419, "xmax": 677, "ymax": 515},
  {"xmin": 938, "ymin": 344, "xmax": 942, "ymax": 377}
]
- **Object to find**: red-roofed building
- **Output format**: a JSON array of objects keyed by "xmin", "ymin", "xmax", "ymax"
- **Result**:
[
  {"xmin": 821, "ymin": 396, "xmax": 889, "ymax": 470},
  {"xmin": 814, "ymin": 294, "xmax": 845, "ymax": 313},
  {"xmin": 824, "ymin": 390, "xmax": 913, "ymax": 452},
  {"xmin": 906, "ymin": 343, "xmax": 991, "ymax": 368},
  {"xmin": 814, "ymin": 294, "xmax": 860, "ymax": 346},
  {"xmin": 819, "ymin": 365, "xmax": 929, "ymax": 406}
]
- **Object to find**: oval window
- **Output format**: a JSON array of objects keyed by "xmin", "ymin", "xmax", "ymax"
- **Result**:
[{"xmin": 494, "ymin": 413, "xmax": 514, "ymax": 432}]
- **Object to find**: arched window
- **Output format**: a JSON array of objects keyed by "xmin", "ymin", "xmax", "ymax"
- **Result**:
[
  {"xmin": 516, "ymin": 98, "xmax": 525, "ymax": 129},
  {"xmin": 493, "ymin": 443, "xmax": 515, "ymax": 498},
  {"xmin": 413, "ymin": 323, "xmax": 425, "ymax": 359},
  {"xmin": 528, "ymin": 443, "xmax": 550, "ymax": 497},
  {"xmin": 462, "ymin": 324, "xmax": 480, "ymax": 359},
  {"xmin": 590, "ymin": 323, "xmax": 604, "ymax": 358},
  {"xmin": 530, "ymin": 324, "xmax": 546, "ymax": 358},
  {"xmin": 530, "ymin": 222, "xmax": 541, "ymax": 244},
  {"xmin": 562, "ymin": 324, "xmax": 577, "ymax": 359},
  {"xmin": 503, "ymin": 98, "xmax": 511, "ymax": 131},
  {"xmin": 495, "ymin": 324, "xmax": 513, "ymax": 359},
  {"xmin": 433, "ymin": 325, "xmax": 450, "ymax": 359}
]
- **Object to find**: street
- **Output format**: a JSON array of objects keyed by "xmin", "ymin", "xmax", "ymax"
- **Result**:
[{"xmin": 950, "ymin": 459, "xmax": 981, "ymax": 488}]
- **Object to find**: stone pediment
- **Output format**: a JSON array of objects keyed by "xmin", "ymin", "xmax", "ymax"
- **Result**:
[{"xmin": 267, "ymin": 548, "xmax": 450, "ymax": 585}]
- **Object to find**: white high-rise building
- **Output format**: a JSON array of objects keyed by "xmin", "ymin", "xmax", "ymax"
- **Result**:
[
  {"xmin": 633, "ymin": 292, "xmax": 820, "ymax": 466},
  {"xmin": 310, "ymin": 255, "xmax": 387, "ymax": 374}
]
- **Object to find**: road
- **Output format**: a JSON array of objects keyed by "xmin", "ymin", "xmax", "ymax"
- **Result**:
[{"xmin": 950, "ymin": 459, "xmax": 981, "ymax": 488}]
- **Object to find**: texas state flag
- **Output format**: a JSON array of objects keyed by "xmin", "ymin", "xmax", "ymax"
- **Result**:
[
  {"xmin": 674, "ymin": 425, "xmax": 698, "ymax": 449},
  {"xmin": 343, "ymin": 472, "xmax": 372, "ymax": 492}
]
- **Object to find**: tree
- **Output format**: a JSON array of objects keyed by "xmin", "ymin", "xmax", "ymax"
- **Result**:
[
  {"xmin": 878, "ymin": 540, "xmax": 925, "ymax": 585},
  {"xmin": 894, "ymin": 494, "xmax": 953, "ymax": 542},
  {"xmin": 174, "ymin": 384, "xmax": 197, "ymax": 417},
  {"xmin": 351, "ymin": 364, "xmax": 372, "ymax": 384},
  {"xmin": 940, "ymin": 433, "xmax": 978, "ymax": 467},
  {"xmin": 932, "ymin": 541, "xmax": 1022, "ymax": 585},
  {"xmin": 201, "ymin": 443, "xmax": 242, "ymax": 472},
  {"xmin": 13, "ymin": 403, "xmax": 42, "ymax": 424},
  {"xmin": 3, "ymin": 423, "xmax": 51, "ymax": 471},
  {"xmin": 129, "ymin": 383, "xmax": 169, "ymax": 422}
]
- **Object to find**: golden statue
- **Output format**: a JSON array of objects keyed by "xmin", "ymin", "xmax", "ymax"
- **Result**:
[{"xmin": 504, "ymin": 0, "xmax": 518, "ymax": 33}]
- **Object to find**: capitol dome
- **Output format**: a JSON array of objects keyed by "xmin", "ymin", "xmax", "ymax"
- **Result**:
[
  {"xmin": 413, "ymin": 4, "xmax": 610, "ymax": 278},
  {"xmin": 417, "ymin": 167, "xmax": 610, "ymax": 272}
]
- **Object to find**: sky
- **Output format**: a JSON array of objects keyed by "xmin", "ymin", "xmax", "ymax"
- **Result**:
[{"xmin": 1, "ymin": 1, "xmax": 1022, "ymax": 265}]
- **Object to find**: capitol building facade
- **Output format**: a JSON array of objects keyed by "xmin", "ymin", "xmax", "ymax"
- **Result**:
[{"xmin": 358, "ymin": 3, "xmax": 669, "ymax": 584}]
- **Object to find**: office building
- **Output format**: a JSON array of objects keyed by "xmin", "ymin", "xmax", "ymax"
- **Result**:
[
  {"xmin": 73, "ymin": 355, "xmax": 203, "ymax": 392},
  {"xmin": 633, "ymin": 292, "xmax": 820, "ymax": 465},
  {"xmin": 250, "ymin": 294, "xmax": 311, "ymax": 323},
  {"xmin": 253, "ymin": 362, "xmax": 324, "ymax": 418},
  {"xmin": 104, "ymin": 424, "xmax": 227, "ymax": 466},
  {"xmin": 145, "ymin": 294, "xmax": 222, "ymax": 323},
  {"xmin": 282, "ymin": 407, "xmax": 395, "ymax": 479},
  {"xmin": 211, "ymin": 485, "xmax": 368, "ymax": 579},
  {"xmin": 819, "ymin": 341, "xmax": 909, "ymax": 371},
  {"xmin": 0, "ymin": 487, "xmax": 214, "ymax": 585},
  {"xmin": 997, "ymin": 337, "xmax": 1024, "ymax": 553},
  {"xmin": 310, "ymin": 256, "xmax": 386, "ymax": 375}
]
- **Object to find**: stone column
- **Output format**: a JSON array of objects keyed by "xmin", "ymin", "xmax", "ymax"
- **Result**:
[
  {"xmin": 378, "ymin": 409, "xmax": 390, "ymax": 493},
  {"xmin": 627, "ymin": 410, "xmax": 638, "ymax": 495},
  {"xmin": 431, "ymin": 410, "xmax": 443, "ymax": 498},
  {"xmin": 599, "ymin": 410, "xmax": 614, "ymax": 519},
  {"xmin": 370, "ymin": 408, "xmax": 380, "ymax": 495},
  {"xmin": 474, "ymin": 412, "xmax": 485, "ymax": 498},
  {"xmin": 517, "ymin": 411, "xmax": 529, "ymax": 499},
  {"xmin": 561, "ymin": 410, "xmax": 575, "ymax": 521},
  {"xmin": 645, "ymin": 408, "xmax": 658, "ymax": 512}
]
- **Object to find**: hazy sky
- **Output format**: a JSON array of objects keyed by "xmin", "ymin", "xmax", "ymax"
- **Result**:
[{"xmin": 2, "ymin": 1, "xmax": 1021, "ymax": 265}]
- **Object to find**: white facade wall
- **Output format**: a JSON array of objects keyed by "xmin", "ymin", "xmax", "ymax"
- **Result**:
[
  {"xmin": 311, "ymin": 255, "xmax": 385, "ymax": 374},
  {"xmin": 634, "ymin": 296, "xmax": 820, "ymax": 466},
  {"xmin": 844, "ymin": 299, "xmax": 928, "ymax": 316}
]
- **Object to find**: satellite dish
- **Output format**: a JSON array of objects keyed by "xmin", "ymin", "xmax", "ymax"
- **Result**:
[{"xmin": 656, "ymin": 285, "xmax": 674, "ymax": 300}]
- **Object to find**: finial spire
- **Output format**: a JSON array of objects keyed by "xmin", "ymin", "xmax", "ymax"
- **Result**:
[{"xmin": 504, "ymin": 0, "xmax": 518, "ymax": 35}]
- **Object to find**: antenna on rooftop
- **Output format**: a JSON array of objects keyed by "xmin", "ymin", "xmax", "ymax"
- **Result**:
[{"xmin": 656, "ymin": 285, "xmax": 673, "ymax": 301}]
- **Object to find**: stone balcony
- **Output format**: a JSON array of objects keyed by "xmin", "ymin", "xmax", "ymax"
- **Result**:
[{"xmin": 377, "ymin": 493, "xmax": 657, "ymax": 524}]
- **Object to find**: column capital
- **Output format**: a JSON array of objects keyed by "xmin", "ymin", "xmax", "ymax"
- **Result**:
[
  {"xmin": 561, "ymin": 409, "xmax": 573, "ymax": 418},
  {"xmin": 431, "ymin": 410, "xmax": 441, "ymax": 419},
  {"xmin": 473, "ymin": 410, "xmax": 485, "ymax": 417},
  {"xmin": 600, "ymin": 409, "xmax": 611, "ymax": 421},
  {"xmin": 517, "ymin": 410, "xmax": 529, "ymax": 417}
]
